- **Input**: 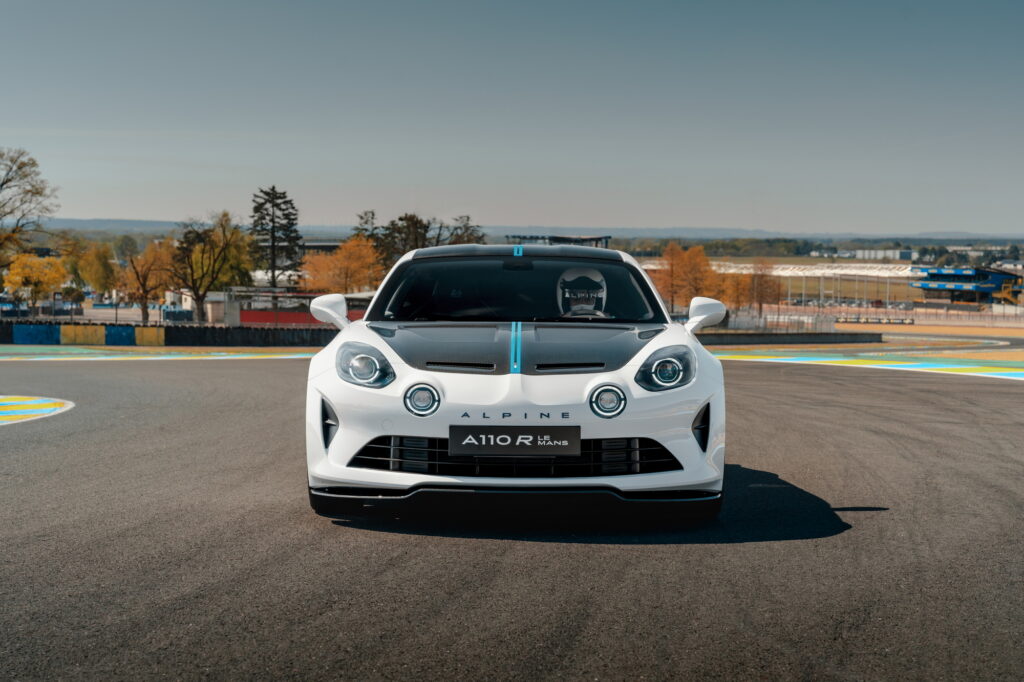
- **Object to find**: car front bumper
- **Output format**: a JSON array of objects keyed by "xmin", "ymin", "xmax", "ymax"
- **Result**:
[
  {"xmin": 306, "ymin": 357, "xmax": 726, "ymax": 496},
  {"xmin": 308, "ymin": 485, "xmax": 723, "ymax": 519}
]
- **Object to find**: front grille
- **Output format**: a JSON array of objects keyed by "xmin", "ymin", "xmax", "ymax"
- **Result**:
[{"xmin": 349, "ymin": 436, "xmax": 682, "ymax": 478}]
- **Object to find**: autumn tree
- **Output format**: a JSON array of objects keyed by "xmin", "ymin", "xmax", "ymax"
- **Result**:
[
  {"xmin": 678, "ymin": 245, "xmax": 720, "ymax": 305},
  {"xmin": 3, "ymin": 254, "xmax": 68, "ymax": 311},
  {"xmin": 651, "ymin": 243, "xmax": 723, "ymax": 313},
  {"xmin": 218, "ymin": 230, "xmax": 255, "ymax": 290},
  {"xmin": 56, "ymin": 232, "xmax": 90, "ymax": 288},
  {"xmin": 300, "ymin": 235, "xmax": 382, "ymax": 293},
  {"xmin": 61, "ymin": 285, "xmax": 85, "ymax": 320},
  {"xmin": 249, "ymin": 185, "xmax": 302, "ymax": 287},
  {"xmin": 61, "ymin": 285, "xmax": 85, "ymax": 304},
  {"xmin": 353, "ymin": 211, "xmax": 484, "ymax": 267},
  {"xmin": 79, "ymin": 243, "xmax": 119, "ymax": 295},
  {"xmin": 121, "ymin": 240, "xmax": 172, "ymax": 324},
  {"xmin": 750, "ymin": 259, "xmax": 782, "ymax": 315},
  {"xmin": 168, "ymin": 212, "xmax": 250, "ymax": 322},
  {"xmin": 0, "ymin": 148, "xmax": 60, "ymax": 268},
  {"xmin": 650, "ymin": 241, "xmax": 686, "ymax": 313},
  {"xmin": 719, "ymin": 273, "xmax": 753, "ymax": 308},
  {"xmin": 113, "ymin": 234, "xmax": 140, "ymax": 262}
]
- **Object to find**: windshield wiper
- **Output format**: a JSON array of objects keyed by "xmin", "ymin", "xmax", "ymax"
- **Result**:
[{"xmin": 529, "ymin": 316, "xmax": 619, "ymax": 322}]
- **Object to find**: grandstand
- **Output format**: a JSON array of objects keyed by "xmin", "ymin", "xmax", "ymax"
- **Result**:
[{"xmin": 911, "ymin": 266, "xmax": 1023, "ymax": 306}]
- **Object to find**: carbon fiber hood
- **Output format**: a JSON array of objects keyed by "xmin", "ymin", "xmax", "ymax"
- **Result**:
[{"xmin": 368, "ymin": 321, "xmax": 665, "ymax": 375}]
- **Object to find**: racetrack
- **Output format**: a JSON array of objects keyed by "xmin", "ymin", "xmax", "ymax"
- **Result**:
[{"xmin": 1, "ymin": 360, "xmax": 1021, "ymax": 679}]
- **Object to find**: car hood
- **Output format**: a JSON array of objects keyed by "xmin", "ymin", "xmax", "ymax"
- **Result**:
[{"xmin": 367, "ymin": 321, "xmax": 665, "ymax": 375}]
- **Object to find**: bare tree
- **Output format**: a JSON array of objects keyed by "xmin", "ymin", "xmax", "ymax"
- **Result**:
[
  {"xmin": 750, "ymin": 258, "xmax": 782, "ymax": 316},
  {"xmin": 122, "ymin": 241, "xmax": 172, "ymax": 324},
  {"xmin": 0, "ymin": 148, "xmax": 60, "ymax": 268},
  {"xmin": 352, "ymin": 211, "xmax": 484, "ymax": 266}
]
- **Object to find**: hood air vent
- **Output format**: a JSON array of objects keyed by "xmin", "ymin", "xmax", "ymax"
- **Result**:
[
  {"xmin": 534, "ymin": 362, "xmax": 605, "ymax": 373},
  {"xmin": 425, "ymin": 361, "xmax": 496, "ymax": 373}
]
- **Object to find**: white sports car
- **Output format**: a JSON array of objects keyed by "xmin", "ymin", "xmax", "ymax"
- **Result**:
[{"xmin": 305, "ymin": 244, "xmax": 727, "ymax": 519}]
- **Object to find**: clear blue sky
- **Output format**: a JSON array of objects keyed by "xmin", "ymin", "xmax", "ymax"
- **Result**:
[{"xmin": 2, "ymin": 0, "xmax": 1022, "ymax": 234}]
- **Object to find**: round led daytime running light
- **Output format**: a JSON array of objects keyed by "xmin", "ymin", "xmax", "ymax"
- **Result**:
[
  {"xmin": 589, "ymin": 385, "xmax": 626, "ymax": 418},
  {"xmin": 404, "ymin": 384, "xmax": 440, "ymax": 416}
]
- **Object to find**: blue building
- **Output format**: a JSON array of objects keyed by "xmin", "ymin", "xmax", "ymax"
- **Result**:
[{"xmin": 911, "ymin": 266, "xmax": 1022, "ymax": 305}]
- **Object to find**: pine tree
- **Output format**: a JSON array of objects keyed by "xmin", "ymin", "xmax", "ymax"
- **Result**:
[{"xmin": 249, "ymin": 185, "xmax": 302, "ymax": 287}]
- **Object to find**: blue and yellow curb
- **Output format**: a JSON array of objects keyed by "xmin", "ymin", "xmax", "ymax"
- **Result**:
[
  {"xmin": 0, "ymin": 395, "xmax": 75, "ymax": 424},
  {"xmin": 11, "ymin": 324, "xmax": 165, "ymax": 346},
  {"xmin": 714, "ymin": 352, "xmax": 1024, "ymax": 382}
]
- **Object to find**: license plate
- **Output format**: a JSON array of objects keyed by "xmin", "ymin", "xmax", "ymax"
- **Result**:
[{"xmin": 449, "ymin": 425, "xmax": 581, "ymax": 456}]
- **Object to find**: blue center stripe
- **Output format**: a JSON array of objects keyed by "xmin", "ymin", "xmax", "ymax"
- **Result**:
[
  {"xmin": 509, "ymin": 321, "xmax": 522, "ymax": 373},
  {"xmin": 516, "ymin": 322, "xmax": 522, "ymax": 370},
  {"xmin": 512, "ymin": 245, "xmax": 524, "ymax": 256}
]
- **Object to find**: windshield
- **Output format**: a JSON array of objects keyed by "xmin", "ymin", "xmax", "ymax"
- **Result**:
[{"xmin": 367, "ymin": 257, "xmax": 666, "ymax": 323}]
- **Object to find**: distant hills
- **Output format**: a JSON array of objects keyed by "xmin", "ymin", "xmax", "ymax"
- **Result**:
[
  {"xmin": 42, "ymin": 218, "xmax": 776, "ymax": 239},
  {"xmin": 43, "ymin": 218, "xmax": 182, "ymax": 234},
  {"xmin": 40, "ymin": 217, "xmax": 1020, "ymax": 242}
]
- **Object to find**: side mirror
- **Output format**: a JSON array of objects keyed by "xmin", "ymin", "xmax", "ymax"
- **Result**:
[
  {"xmin": 684, "ymin": 297, "xmax": 726, "ymax": 332},
  {"xmin": 310, "ymin": 294, "xmax": 349, "ymax": 329}
]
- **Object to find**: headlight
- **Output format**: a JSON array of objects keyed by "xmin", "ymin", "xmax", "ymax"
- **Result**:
[
  {"xmin": 404, "ymin": 384, "xmax": 440, "ymax": 416},
  {"xmin": 590, "ymin": 385, "xmax": 626, "ymax": 418},
  {"xmin": 635, "ymin": 345, "xmax": 696, "ymax": 391},
  {"xmin": 336, "ymin": 342, "xmax": 395, "ymax": 388}
]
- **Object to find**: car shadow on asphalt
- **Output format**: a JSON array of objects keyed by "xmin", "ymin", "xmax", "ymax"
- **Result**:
[{"xmin": 330, "ymin": 464, "xmax": 868, "ymax": 544}]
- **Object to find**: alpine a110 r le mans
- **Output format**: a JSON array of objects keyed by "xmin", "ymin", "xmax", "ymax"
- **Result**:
[{"xmin": 305, "ymin": 244, "xmax": 727, "ymax": 519}]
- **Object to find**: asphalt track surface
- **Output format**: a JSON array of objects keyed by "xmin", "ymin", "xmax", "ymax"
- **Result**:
[{"xmin": 2, "ymin": 360, "xmax": 1021, "ymax": 680}]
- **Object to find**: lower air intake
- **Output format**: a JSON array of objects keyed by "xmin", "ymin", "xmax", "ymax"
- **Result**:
[
  {"xmin": 691, "ymin": 403, "xmax": 710, "ymax": 452},
  {"xmin": 321, "ymin": 399, "xmax": 339, "ymax": 448},
  {"xmin": 349, "ymin": 437, "xmax": 682, "ymax": 478}
]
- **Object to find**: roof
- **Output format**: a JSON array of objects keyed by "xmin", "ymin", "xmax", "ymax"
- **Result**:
[
  {"xmin": 411, "ymin": 244, "xmax": 622, "ymax": 261},
  {"xmin": 911, "ymin": 281, "xmax": 992, "ymax": 291},
  {"xmin": 914, "ymin": 266, "xmax": 1017, "ymax": 276}
]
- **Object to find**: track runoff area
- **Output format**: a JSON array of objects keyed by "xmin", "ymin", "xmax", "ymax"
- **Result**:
[
  {"xmin": 2, "ymin": 332, "xmax": 1024, "ymax": 381},
  {"xmin": 1, "ymin": 332, "xmax": 1021, "ymax": 679}
]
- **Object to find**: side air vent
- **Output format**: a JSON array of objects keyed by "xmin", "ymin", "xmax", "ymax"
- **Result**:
[
  {"xmin": 691, "ymin": 403, "xmax": 710, "ymax": 452},
  {"xmin": 321, "ymin": 399, "xmax": 340, "ymax": 449},
  {"xmin": 534, "ymin": 362, "xmax": 605, "ymax": 373},
  {"xmin": 425, "ymin": 362, "xmax": 496, "ymax": 373}
]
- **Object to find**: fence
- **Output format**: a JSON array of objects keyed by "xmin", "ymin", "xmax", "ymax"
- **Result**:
[
  {"xmin": 4, "ymin": 304, "xmax": 191, "ymax": 325},
  {"xmin": 229, "ymin": 289, "xmax": 370, "ymax": 327},
  {"xmin": 703, "ymin": 307, "xmax": 837, "ymax": 334},
  {"xmin": 768, "ymin": 303, "xmax": 1024, "ymax": 328}
]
